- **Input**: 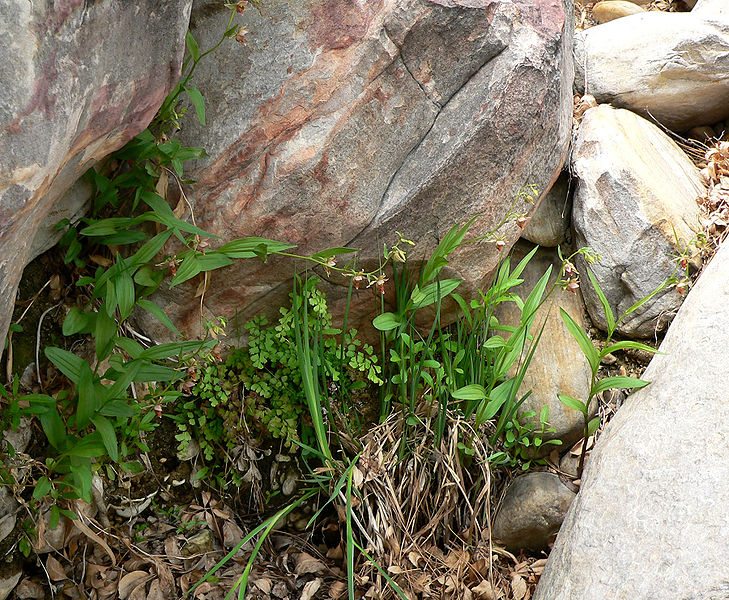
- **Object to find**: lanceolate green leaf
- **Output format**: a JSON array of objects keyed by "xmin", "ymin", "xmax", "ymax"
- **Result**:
[
  {"xmin": 521, "ymin": 266, "xmax": 552, "ymax": 323},
  {"xmin": 602, "ymin": 340, "xmax": 660, "ymax": 356},
  {"xmin": 558, "ymin": 393, "xmax": 587, "ymax": 414},
  {"xmin": 372, "ymin": 312, "xmax": 401, "ymax": 332},
  {"xmin": 410, "ymin": 279, "xmax": 461, "ymax": 309},
  {"xmin": 591, "ymin": 375, "xmax": 650, "ymax": 396},
  {"xmin": 76, "ymin": 363, "xmax": 98, "ymax": 429},
  {"xmin": 451, "ymin": 384, "xmax": 487, "ymax": 401},
  {"xmin": 560, "ymin": 308, "xmax": 599, "ymax": 372},
  {"xmin": 185, "ymin": 30, "xmax": 200, "ymax": 61},
  {"xmin": 586, "ymin": 267, "xmax": 615, "ymax": 336},
  {"xmin": 115, "ymin": 270, "xmax": 136, "ymax": 321},
  {"xmin": 185, "ymin": 86, "xmax": 206, "ymax": 125},
  {"xmin": 45, "ymin": 347, "xmax": 85, "ymax": 384},
  {"xmin": 169, "ymin": 252, "xmax": 202, "ymax": 287},
  {"xmin": 137, "ymin": 299, "xmax": 181, "ymax": 335},
  {"xmin": 91, "ymin": 415, "xmax": 118, "ymax": 462}
]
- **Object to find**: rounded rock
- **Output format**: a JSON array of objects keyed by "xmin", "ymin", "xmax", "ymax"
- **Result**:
[
  {"xmin": 493, "ymin": 472, "xmax": 576, "ymax": 553},
  {"xmin": 593, "ymin": 1, "xmax": 645, "ymax": 23}
]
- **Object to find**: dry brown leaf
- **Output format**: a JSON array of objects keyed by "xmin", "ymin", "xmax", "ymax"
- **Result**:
[
  {"xmin": 72, "ymin": 518, "xmax": 117, "ymax": 566},
  {"xmin": 511, "ymin": 574, "xmax": 527, "ymax": 600},
  {"xmin": 407, "ymin": 551, "xmax": 422, "ymax": 567},
  {"xmin": 301, "ymin": 578, "xmax": 322, "ymax": 600},
  {"xmin": 129, "ymin": 582, "xmax": 149, "ymax": 600},
  {"xmin": 146, "ymin": 580, "xmax": 167, "ymax": 600},
  {"xmin": 326, "ymin": 544, "xmax": 343, "ymax": 561},
  {"xmin": 46, "ymin": 555, "xmax": 66, "ymax": 581},
  {"xmin": 119, "ymin": 571, "xmax": 154, "ymax": 600},
  {"xmin": 253, "ymin": 578, "xmax": 272, "ymax": 594},
  {"xmin": 222, "ymin": 520, "xmax": 245, "ymax": 549},
  {"xmin": 472, "ymin": 580, "xmax": 496, "ymax": 600},
  {"xmin": 329, "ymin": 581, "xmax": 347, "ymax": 599},
  {"xmin": 89, "ymin": 255, "xmax": 113, "ymax": 267},
  {"xmin": 15, "ymin": 578, "xmax": 46, "ymax": 599},
  {"xmin": 86, "ymin": 564, "xmax": 111, "ymax": 589},
  {"xmin": 271, "ymin": 581, "xmax": 289, "ymax": 598},
  {"xmin": 156, "ymin": 170, "xmax": 169, "ymax": 201},
  {"xmin": 294, "ymin": 552, "xmax": 326, "ymax": 575}
]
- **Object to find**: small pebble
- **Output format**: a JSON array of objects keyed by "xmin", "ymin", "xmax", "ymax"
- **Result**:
[{"xmin": 600, "ymin": 352, "xmax": 617, "ymax": 365}]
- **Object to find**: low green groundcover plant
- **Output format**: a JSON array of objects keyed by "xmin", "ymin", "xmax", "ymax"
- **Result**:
[{"xmin": 173, "ymin": 278, "xmax": 381, "ymax": 487}]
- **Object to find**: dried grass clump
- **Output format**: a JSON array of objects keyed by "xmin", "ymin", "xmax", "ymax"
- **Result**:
[{"xmin": 340, "ymin": 408, "xmax": 540, "ymax": 600}]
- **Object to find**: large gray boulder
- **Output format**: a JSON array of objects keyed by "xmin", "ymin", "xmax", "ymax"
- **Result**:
[
  {"xmin": 534, "ymin": 240, "xmax": 729, "ymax": 600},
  {"xmin": 574, "ymin": 12, "xmax": 729, "ymax": 131},
  {"xmin": 147, "ymin": 0, "xmax": 575, "ymax": 341},
  {"xmin": 571, "ymin": 104, "xmax": 703, "ymax": 337},
  {"xmin": 0, "ymin": 0, "xmax": 192, "ymax": 348}
]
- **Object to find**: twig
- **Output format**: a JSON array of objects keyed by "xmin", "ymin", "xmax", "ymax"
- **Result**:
[{"xmin": 36, "ymin": 303, "xmax": 61, "ymax": 391}]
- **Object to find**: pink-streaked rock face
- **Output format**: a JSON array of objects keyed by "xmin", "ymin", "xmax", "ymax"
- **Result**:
[
  {"xmin": 0, "ymin": 0, "xmax": 192, "ymax": 347},
  {"xmin": 147, "ymin": 0, "xmax": 574, "ymax": 342}
]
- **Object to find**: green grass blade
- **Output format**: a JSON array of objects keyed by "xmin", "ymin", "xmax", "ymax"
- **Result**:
[
  {"xmin": 618, "ymin": 277, "xmax": 672, "ymax": 324},
  {"xmin": 346, "ymin": 469, "xmax": 355, "ymax": 600},
  {"xmin": 186, "ymin": 490, "xmax": 316, "ymax": 598},
  {"xmin": 354, "ymin": 542, "xmax": 409, "ymax": 600}
]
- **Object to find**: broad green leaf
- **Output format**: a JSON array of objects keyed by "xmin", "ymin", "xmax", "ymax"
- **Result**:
[
  {"xmin": 138, "ymin": 340, "xmax": 212, "ymax": 360},
  {"xmin": 114, "ymin": 337, "xmax": 144, "ymax": 359},
  {"xmin": 452, "ymin": 384, "xmax": 487, "ymax": 401},
  {"xmin": 76, "ymin": 363, "xmax": 98, "ymax": 429},
  {"xmin": 100, "ymin": 230, "xmax": 147, "ymax": 246},
  {"xmin": 115, "ymin": 270, "xmax": 135, "ymax": 320},
  {"xmin": 62, "ymin": 307, "xmax": 94, "ymax": 336},
  {"xmin": 410, "ymin": 278, "xmax": 461, "ymax": 308},
  {"xmin": 185, "ymin": 30, "xmax": 200, "ymax": 61},
  {"xmin": 79, "ymin": 218, "xmax": 136, "ymax": 236},
  {"xmin": 587, "ymin": 416, "xmax": 601, "ymax": 436},
  {"xmin": 482, "ymin": 335, "xmax": 506, "ymax": 349},
  {"xmin": 197, "ymin": 252, "xmax": 234, "ymax": 271},
  {"xmin": 133, "ymin": 363, "xmax": 181, "ymax": 383},
  {"xmin": 49, "ymin": 505, "xmax": 61, "ymax": 529},
  {"xmin": 33, "ymin": 476, "xmax": 52, "ymax": 500},
  {"xmin": 130, "ymin": 230, "xmax": 173, "ymax": 267},
  {"xmin": 557, "ymin": 393, "xmax": 587, "ymax": 414},
  {"xmin": 586, "ymin": 267, "xmax": 615, "ymax": 336},
  {"xmin": 94, "ymin": 309, "xmax": 117, "ymax": 360},
  {"xmin": 137, "ymin": 299, "xmax": 181, "ymax": 335},
  {"xmin": 39, "ymin": 406, "xmax": 66, "ymax": 450},
  {"xmin": 134, "ymin": 267, "xmax": 164, "ymax": 289},
  {"xmin": 560, "ymin": 308, "xmax": 599, "ymax": 372},
  {"xmin": 591, "ymin": 375, "xmax": 649, "ymax": 396},
  {"xmin": 420, "ymin": 218, "xmax": 476, "ymax": 285},
  {"xmin": 66, "ymin": 434, "xmax": 107, "ymax": 458},
  {"xmin": 372, "ymin": 312, "xmax": 401, "ymax": 332},
  {"xmin": 185, "ymin": 86, "xmax": 206, "ymax": 125},
  {"xmin": 103, "ymin": 277, "xmax": 117, "ymax": 316},
  {"xmin": 103, "ymin": 360, "xmax": 142, "ymax": 401},
  {"xmin": 99, "ymin": 400, "xmax": 138, "ymax": 418},
  {"xmin": 217, "ymin": 237, "xmax": 296, "ymax": 258},
  {"xmin": 169, "ymin": 252, "xmax": 202, "ymax": 287},
  {"xmin": 91, "ymin": 415, "xmax": 118, "ymax": 462},
  {"xmin": 45, "ymin": 347, "xmax": 85, "ymax": 383}
]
